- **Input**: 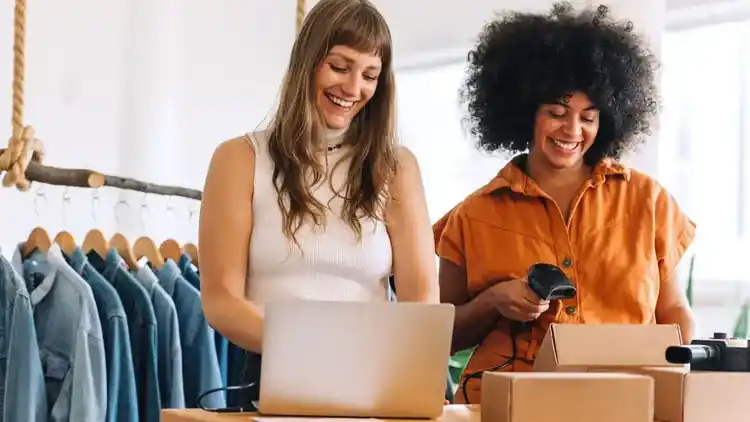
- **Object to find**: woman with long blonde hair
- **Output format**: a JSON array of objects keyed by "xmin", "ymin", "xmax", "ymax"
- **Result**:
[{"xmin": 198, "ymin": 0, "xmax": 438, "ymax": 400}]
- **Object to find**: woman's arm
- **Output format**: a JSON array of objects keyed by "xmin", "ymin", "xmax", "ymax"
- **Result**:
[
  {"xmin": 652, "ymin": 185, "xmax": 697, "ymax": 344},
  {"xmin": 199, "ymin": 137, "xmax": 264, "ymax": 354},
  {"xmin": 385, "ymin": 146, "xmax": 439, "ymax": 303},
  {"xmin": 440, "ymin": 259, "xmax": 503, "ymax": 354},
  {"xmin": 655, "ymin": 271, "xmax": 696, "ymax": 343}
]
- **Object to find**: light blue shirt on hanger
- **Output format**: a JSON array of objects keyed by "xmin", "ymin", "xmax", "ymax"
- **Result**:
[
  {"xmin": 134, "ymin": 265, "xmax": 185, "ymax": 409},
  {"xmin": 0, "ymin": 250, "xmax": 47, "ymax": 422},
  {"xmin": 11, "ymin": 243, "xmax": 107, "ymax": 422}
]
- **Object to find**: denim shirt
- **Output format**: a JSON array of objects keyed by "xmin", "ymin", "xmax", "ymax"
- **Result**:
[
  {"xmin": 87, "ymin": 250, "xmax": 161, "ymax": 422},
  {"xmin": 0, "ymin": 254, "xmax": 47, "ymax": 422},
  {"xmin": 68, "ymin": 248, "xmax": 138, "ymax": 422},
  {"xmin": 178, "ymin": 254, "xmax": 228, "ymax": 391},
  {"xmin": 12, "ymin": 244, "xmax": 107, "ymax": 422},
  {"xmin": 134, "ymin": 266, "xmax": 185, "ymax": 409},
  {"xmin": 157, "ymin": 260, "xmax": 225, "ymax": 409}
]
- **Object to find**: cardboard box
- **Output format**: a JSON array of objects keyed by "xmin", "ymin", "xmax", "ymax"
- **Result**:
[
  {"xmin": 481, "ymin": 372, "xmax": 654, "ymax": 422},
  {"xmin": 641, "ymin": 367, "xmax": 750, "ymax": 422},
  {"xmin": 531, "ymin": 324, "xmax": 750, "ymax": 421},
  {"xmin": 533, "ymin": 323, "xmax": 684, "ymax": 372}
]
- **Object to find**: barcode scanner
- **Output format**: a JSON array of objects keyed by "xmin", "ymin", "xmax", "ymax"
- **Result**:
[
  {"xmin": 512, "ymin": 263, "xmax": 576, "ymax": 333},
  {"xmin": 527, "ymin": 263, "xmax": 577, "ymax": 301}
]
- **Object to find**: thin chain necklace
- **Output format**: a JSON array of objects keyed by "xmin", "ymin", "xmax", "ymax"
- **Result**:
[{"xmin": 327, "ymin": 143, "xmax": 343, "ymax": 152}]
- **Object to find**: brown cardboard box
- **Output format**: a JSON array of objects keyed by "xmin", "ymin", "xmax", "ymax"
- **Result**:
[
  {"xmin": 533, "ymin": 323, "xmax": 684, "ymax": 372},
  {"xmin": 640, "ymin": 367, "xmax": 750, "ymax": 422},
  {"xmin": 481, "ymin": 372, "xmax": 654, "ymax": 422},
  {"xmin": 531, "ymin": 324, "xmax": 750, "ymax": 421}
]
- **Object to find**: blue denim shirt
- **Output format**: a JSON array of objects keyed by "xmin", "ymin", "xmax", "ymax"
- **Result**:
[
  {"xmin": 134, "ymin": 266, "xmax": 185, "ymax": 409},
  {"xmin": 178, "ymin": 254, "xmax": 228, "ymax": 391},
  {"xmin": 0, "ymin": 254, "xmax": 47, "ymax": 422},
  {"xmin": 12, "ymin": 244, "xmax": 107, "ymax": 422},
  {"xmin": 157, "ymin": 260, "xmax": 225, "ymax": 409},
  {"xmin": 87, "ymin": 250, "xmax": 161, "ymax": 422},
  {"xmin": 68, "ymin": 248, "xmax": 138, "ymax": 422}
]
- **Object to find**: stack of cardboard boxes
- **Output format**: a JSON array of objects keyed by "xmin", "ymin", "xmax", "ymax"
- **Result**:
[{"xmin": 480, "ymin": 324, "xmax": 750, "ymax": 422}]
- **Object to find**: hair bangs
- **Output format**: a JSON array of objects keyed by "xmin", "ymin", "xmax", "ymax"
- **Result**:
[{"xmin": 329, "ymin": 7, "xmax": 392, "ymax": 65}]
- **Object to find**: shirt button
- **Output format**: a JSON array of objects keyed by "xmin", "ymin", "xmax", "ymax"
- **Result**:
[
  {"xmin": 562, "ymin": 257, "xmax": 573, "ymax": 268},
  {"xmin": 565, "ymin": 306, "xmax": 577, "ymax": 315}
]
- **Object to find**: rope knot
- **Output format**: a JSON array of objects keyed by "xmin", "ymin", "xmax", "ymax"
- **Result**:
[{"xmin": 0, "ymin": 124, "xmax": 45, "ymax": 191}]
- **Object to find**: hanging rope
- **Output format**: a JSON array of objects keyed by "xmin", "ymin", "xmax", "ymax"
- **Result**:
[
  {"xmin": 0, "ymin": 0, "xmax": 44, "ymax": 191},
  {"xmin": 0, "ymin": 0, "xmax": 202, "ymax": 200},
  {"xmin": 296, "ymin": 0, "xmax": 305, "ymax": 34}
]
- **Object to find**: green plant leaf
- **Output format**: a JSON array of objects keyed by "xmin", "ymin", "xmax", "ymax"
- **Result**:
[
  {"xmin": 733, "ymin": 299, "xmax": 749, "ymax": 339},
  {"xmin": 448, "ymin": 348, "xmax": 475, "ymax": 386},
  {"xmin": 685, "ymin": 254, "xmax": 695, "ymax": 307}
]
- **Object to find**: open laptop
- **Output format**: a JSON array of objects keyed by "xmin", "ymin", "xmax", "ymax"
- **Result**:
[{"xmin": 257, "ymin": 300, "xmax": 455, "ymax": 418}]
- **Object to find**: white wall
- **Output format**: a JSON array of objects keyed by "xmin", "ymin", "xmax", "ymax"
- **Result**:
[
  {"xmin": 0, "ymin": 0, "xmax": 731, "ymax": 336},
  {"xmin": 0, "ymin": 0, "xmax": 663, "ymax": 252}
]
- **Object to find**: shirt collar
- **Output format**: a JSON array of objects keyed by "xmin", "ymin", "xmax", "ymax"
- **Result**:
[
  {"xmin": 135, "ymin": 265, "xmax": 159, "ymax": 290},
  {"xmin": 481, "ymin": 154, "xmax": 631, "ymax": 196},
  {"xmin": 11, "ymin": 243, "xmax": 65, "ymax": 305},
  {"xmin": 156, "ymin": 259, "xmax": 182, "ymax": 296}
]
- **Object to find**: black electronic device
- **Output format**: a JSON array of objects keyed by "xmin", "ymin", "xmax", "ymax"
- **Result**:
[
  {"xmin": 527, "ymin": 263, "xmax": 577, "ymax": 301},
  {"xmin": 512, "ymin": 263, "xmax": 576, "ymax": 333},
  {"xmin": 665, "ymin": 332, "xmax": 750, "ymax": 372}
]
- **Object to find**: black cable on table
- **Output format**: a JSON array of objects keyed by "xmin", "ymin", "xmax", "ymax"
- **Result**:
[{"xmin": 197, "ymin": 382, "xmax": 257, "ymax": 413}]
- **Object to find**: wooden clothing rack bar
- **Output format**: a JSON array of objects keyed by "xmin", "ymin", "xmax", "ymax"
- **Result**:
[{"xmin": 0, "ymin": 148, "xmax": 202, "ymax": 200}]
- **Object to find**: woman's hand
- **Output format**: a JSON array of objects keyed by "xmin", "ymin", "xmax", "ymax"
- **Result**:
[{"xmin": 489, "ymin": 278, "xmax": 550, "ymax": 322}]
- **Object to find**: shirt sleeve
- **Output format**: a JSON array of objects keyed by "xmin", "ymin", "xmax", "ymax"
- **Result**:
[
  {"xmin": 68, "ymin": 325, "xmax": 107, "ymax": 422},
  {"xmin": 6, "ymin": 290, "xmax": 48, "ymax": 422},
  {"xmin": 107, "ymin": 315, "xmax": 139, "ymax": 422},
  {"xmin": 654, "ymin": 186, "xmax": 696, "ymax": 282},
  {"xmin": 433, "ymin": 206, "xmax": 467, "ymax": 267}
]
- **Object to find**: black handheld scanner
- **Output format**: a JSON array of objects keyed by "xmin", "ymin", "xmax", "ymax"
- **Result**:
[
  {"xmin": 512, "ymin": 263, "xmax": 576, "ymax": 333},
  {"xmin": 527, "ymin": 263, "xmax": 577, "ymax": 301}
]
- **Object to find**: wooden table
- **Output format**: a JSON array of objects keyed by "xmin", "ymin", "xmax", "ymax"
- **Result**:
[{"xmin": 161, "ymin": 405, "xmax": 480, "ymax": 422}]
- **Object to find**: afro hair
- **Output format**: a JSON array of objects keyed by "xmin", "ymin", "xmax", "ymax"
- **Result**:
[{"xmin": 461, "ymin": 2, "xmax": 659, "ymax": 165}]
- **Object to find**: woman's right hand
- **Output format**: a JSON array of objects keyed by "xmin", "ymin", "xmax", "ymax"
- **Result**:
[{"xmin": 489, "ymin": 278, "xmax": 550, "ymax": 322}]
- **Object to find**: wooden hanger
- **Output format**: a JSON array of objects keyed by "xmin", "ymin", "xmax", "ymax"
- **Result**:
[
  {"xmin": 21, "ymin": 226, "xmax": 52, "ymax": 258},
  {"xmin": 182, "ymin": 243, "xmax": 199, "ymax": 267},
  {"xmin": 160, "ymin": 238, "xmax": 182, "ymax": 262},
  {"xmin": 108, "ymin": 233, "xmax": 139, "ymax": 269},
  {"xmin": 134, "ymin": 236, "xmax": 165, "ymax": 268},
  {"xmin": 82, "ymin": 229, "xmax": 109, "ymax": 258},
  {"xmin": 53, "ymin": 231, "xmax": 77, "ymax": 256}
]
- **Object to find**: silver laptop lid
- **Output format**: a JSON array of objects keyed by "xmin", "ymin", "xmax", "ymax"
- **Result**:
[{"xmin": 258, "ymin": 300, "xmax": 455, "ymax": 418}]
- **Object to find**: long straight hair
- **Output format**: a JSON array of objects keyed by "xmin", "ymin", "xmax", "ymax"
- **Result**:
[{"xmin": 267, "ymin": 0, "xmax": 397, "ymax": 246}]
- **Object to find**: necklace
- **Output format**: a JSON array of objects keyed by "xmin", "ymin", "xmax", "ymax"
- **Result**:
[{"xmin": 327, "ymin": 143, "xmax": 343, "ymax": 152}]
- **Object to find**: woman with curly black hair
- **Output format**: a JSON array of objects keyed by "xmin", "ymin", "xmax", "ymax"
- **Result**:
[{"xmin": 434, "ymin": 2, "xmax": 696, "ymax": 404}]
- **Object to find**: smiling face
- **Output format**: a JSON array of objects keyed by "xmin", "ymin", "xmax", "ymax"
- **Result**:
[
  {"xmin": 530, "ymin": 91, "xmax": 600, "ymax": 170},
  {"xmin": 314, "ymin": 45, "xmax": 382, "ymax": 130}
]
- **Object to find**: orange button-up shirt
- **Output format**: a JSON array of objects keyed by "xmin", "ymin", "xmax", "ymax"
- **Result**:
[{"xmin": 434, "ymin": 156, "xmax": 695, "ymax": 404}]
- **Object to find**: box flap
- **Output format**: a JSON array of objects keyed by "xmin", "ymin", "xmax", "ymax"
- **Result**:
[
  {"xmin": 640, "ymin": 367, "xmax": 687, "ymax": 422},
  {"xmin": 480, "ymin": 373, "xmax": 511, "ymax": 422},
  {"xmin": 481, "ymin": 372, "xmax": 653, "ymax": 422},
  {"xmin": 533, "ymin": 324, "xmax": 684, "ymax": 372}
]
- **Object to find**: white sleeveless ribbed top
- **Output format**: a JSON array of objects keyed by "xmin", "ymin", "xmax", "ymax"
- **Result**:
[{"xmin": 244, "ymin": 129, "xmax": 392, "ymax": 308}]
